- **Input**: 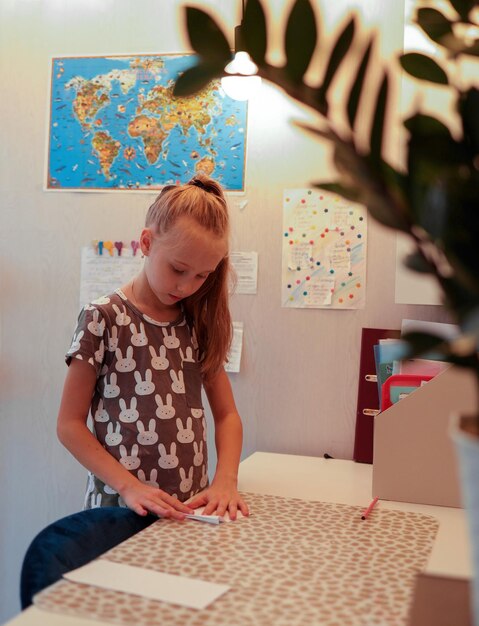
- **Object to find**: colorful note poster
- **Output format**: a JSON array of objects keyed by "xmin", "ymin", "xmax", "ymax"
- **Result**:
[
  {"xmin": 282, "ymin": 189, "xmax": 367, "ymax": 309},
  {"xmin": 46, "ymin": 54, "xmax": 247, "ymax": 191}
]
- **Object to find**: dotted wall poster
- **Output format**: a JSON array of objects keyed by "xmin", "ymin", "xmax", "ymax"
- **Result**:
[{"xmin": 282, "ymin": 189, "xmax": 367, "ymax": 309}]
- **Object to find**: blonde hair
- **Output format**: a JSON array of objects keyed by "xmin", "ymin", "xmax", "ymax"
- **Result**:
[{"xmin": 145, "ymin": 175, "xmax": 232, "ymax": 380}]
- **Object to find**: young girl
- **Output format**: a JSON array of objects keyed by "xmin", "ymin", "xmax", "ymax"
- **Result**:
[{"xmin": 57, "ymin": 175, "xmax": 249, "ymax": 522}]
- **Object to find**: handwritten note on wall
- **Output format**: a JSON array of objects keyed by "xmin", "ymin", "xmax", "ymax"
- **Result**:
[
  {"xmin": 80, "ymin": 247, "xmax": 144, "ymax": 307},
  {"xmin": 282, "ymin": 189, "xmax": 367, "ymax": 309}
]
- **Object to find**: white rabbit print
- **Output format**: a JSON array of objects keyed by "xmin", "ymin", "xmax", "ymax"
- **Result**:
[
  {"xmin": 104, "ymin": 373, "xmax": 120, "ymax": 398},
  {"xmin": 90, "ymin": 493, "xmax": 102, "ymax": 508},
  {"xmin": 162, "ymin": 327, "xmax": 180, "ymax": 349},
  {"xmin": 112, "ymin": 303, "xmax": 131, "ymax": 326},
  {"xmin": 104, "ymin": 484, "xmax": 118, "ymax": 495},
  {"xmin": 130, "ymin": 321, "xmax": 148, "ymax": 347},
  {"xmin": 136, "ymin": 419, "xmax": 159, "ymax": 445},
  {"xmin": 86, "ymin": 472, "xmax": 95, "ymax": 495},
  {"xmin": 134, "ymin": 369, "xmax": 155, "ymax": 395},
  {"xmin": 155, "ymin": 393, "xmax": 175, "ymax": 419},
  {"xmin": 91, "ymin": 295, "xmax": 110, "ymax": 306},
  {"xmin": 158, "ymin": 442, "xmax": 179, "ymax": 469},
  {"xmin": 193, "ymin": 441, "xmax": 204, "ymax": 466},
  {"xmin": 137, "ymin": 468, "xmax": 159, "ymax": 488},
  {"xmin": 176, "ymin": 417, "xmax": 195, "ymax": 444},
  {"xmin": 105, "ymin": 422, "xmax": 122, "ymax": 446},
  {"xmin": 149, "ymin": 345, "xmax": 169, "ymax": 370},
  {"xmin": 191, "ymin": 326, "xmax": 199, "ymax": 351},
  {"xmin": 115, "ymin": 346, "xmax": 136, "ymax": 372},
  {"xmin": 94, "ymin": 399, "xmax": 109, "ymax": 422},
  {"xmin": 94, "ymin": 339, "xmax": 105, "ymax": 364},
  {"xmin": 200, "ymin": 464, "xmax": 208, "ymax": 489},
  {"xmin": 191, "ymin": 408, "xmax": 203, "ymax": 419},
  {"xmin": 180, "ymin": 346, "xmax": 195, "ymax": 363},
  {"xmin": 179, "ymin": 466, "xmax": 194, "ymax": 493},
  {"xmin": 68, "ymin": 330, "xmax": 84, "ymax": 354},
  {"xmin": 107, "ymin": 326, "xmax": 119, "ymax": 352},
  {"xmin": 119, "ymin": 444, "xmax": 141, "ymax": 470},
  {"xmin": 87, "ymin": 309, "xmax": 106, "ymax": 337},
  {"xmin": 170, "ymin": 369, "xmax": 185, "ymax": 394},
  {"xmin": 118, "ymin": 397, "xmax": 139, "ymax": 423}
]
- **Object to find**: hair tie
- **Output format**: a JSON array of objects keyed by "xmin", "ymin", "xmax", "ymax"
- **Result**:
[{"xmin": 189, "ymin": 177, "xmax": 208, "ymax": 192}]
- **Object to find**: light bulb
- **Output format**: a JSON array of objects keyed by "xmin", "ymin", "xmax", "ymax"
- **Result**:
[{"xmin": 221, "ymin": 51, "xmax": 262, "ymax": 101}]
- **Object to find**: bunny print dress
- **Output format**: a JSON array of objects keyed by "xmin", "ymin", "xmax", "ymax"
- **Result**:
[{"xmin": 66, "ymin": 290, "xmax": 208, "ymax": 509}]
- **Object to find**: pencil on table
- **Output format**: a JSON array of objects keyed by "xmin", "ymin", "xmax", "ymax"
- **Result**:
[{"xmin": 361, "ymin": 496, "xmax": 379, "ymax": 520}]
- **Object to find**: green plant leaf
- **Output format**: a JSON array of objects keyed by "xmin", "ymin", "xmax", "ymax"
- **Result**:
[
  {"xmin": 313, "ymin": 181, "xmax": 361, "ymax": 202},
  {"xmin": 185, "ymin": 6, "xmax": 231, "ymax": 63},
  {"xmin": 448, "ymin": 0, "xmax": 475, "ymax": 21},
  {"xmin": 243, "ymin": 0, "xmax": 268, "ymax": 64},
  {"xmin": 294, "ymin": 120, "xmax": 334, "ymax": 142},
  {"xmin": 400, "ymin": 331, "xmax": 449, "ymax": 358},
  {"xmin": 284, "ymin": 0, "xmax": 317, "ymax": 82},
  {"xmin": 369, "ymin": 72, "xmax": 389, "ymax": 162},
  {"xmin": 400, "ymin": 52, "xmax": 449, "ymax": 84},
  {"xmin": 173, "ymin": 63, "xmax": 223, "ymax": 97},
  {"xmin": 403, "ymin": 251, "xmax": 434, "ymax": 274},
  {"xmin": 331, "ymin": 144, "xmax": 411, "ymax": 232},
  {"xmin": 458, "ymin": 88, "xmax": 479, "ymax": 154},
  {"xmin": 319, "ymin": 16, "xmax": 355, "ymax": 104},
  {"xmin": 347, "ymin": 38, "xmax": 373, "ymax": 131},
  {"xmin": 416, "ymin": 8, "xmax": 454, "ymax": 44},
  {"xmin": 404, "ymin": 113, "xmax": 453, "ymax": 137}
]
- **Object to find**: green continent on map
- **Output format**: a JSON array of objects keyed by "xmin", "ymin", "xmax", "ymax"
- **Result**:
[
  {"xmin": 128, "ymin": 115, "xmax": 167, "ymax": 164},
  {"xmin": 91, "ymin": 131, "xmax": 120, "ymax": 179}
]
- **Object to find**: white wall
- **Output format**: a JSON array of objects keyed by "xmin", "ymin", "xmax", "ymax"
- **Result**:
[{"xmin": 0, "ymin": 0, "xmax": 450, "ymax": 621}]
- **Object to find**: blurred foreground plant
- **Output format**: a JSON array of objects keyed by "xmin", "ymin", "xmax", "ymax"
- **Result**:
[{"xmin": 175, "ymin": 0, "xmax": 479, "ymax": 422}]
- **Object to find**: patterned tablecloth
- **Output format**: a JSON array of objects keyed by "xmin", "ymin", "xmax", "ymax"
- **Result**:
[{"xmin": 34, "ymin": 492, "xmax": 439, "ymax": 626}]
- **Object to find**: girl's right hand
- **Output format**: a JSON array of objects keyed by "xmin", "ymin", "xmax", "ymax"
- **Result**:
[{"xmin": 120, "ymin": 481, "xmax": 195, "ymax": 520}]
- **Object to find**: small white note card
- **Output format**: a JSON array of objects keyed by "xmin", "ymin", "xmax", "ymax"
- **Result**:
[
  {"xmin": 224, "ymin": 321, "xmax": 244, "ymax": 373},
  {"xmin": 230, "ymin": 251, "xmax": 258, "ymax": 294},
  {"xmin": 64, "ymin": 560, "xmax": 230, "ymax": 610}
]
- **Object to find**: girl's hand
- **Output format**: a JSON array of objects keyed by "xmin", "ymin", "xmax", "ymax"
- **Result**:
[
  {"xmin": 120, "ymin": 481, "xmax": 194, "ymax": 520},
  {"xmin": 186, "ymin": 478, "xmax": 249, "ymax": 521}
]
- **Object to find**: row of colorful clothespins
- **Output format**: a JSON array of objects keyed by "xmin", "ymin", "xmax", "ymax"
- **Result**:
[{"xmin": 92, "ymin": 240, "xmax": 140, "ymax": 256}]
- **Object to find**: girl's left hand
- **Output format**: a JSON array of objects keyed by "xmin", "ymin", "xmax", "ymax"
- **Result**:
[{"xmin": 186, "ymin": 479, "xmax": 249, "ymax": 521}]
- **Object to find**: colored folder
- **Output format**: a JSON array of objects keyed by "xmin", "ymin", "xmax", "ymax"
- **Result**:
[{"xmin": 354, "ymin": 327, "xmax": 400, "ymax": 464}]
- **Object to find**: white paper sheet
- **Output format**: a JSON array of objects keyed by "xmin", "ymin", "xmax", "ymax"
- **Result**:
[
  {"xmin": 224, "ymin": 321, "xmax": 244, "ymax": 373},
  {"xmin": 64, "ymin": 560, "xmax": 229, "ymax": 610},
  {"xmin": 187, "ymin": 506, "xmax": 246, "ymax": 524},
  {"xmin": 80, "ymin": 246, "xmax": 143, "ymax": 307},
  {"xmin": 230, "ymin": 251, "xmax": 258, "ymax": 294}
]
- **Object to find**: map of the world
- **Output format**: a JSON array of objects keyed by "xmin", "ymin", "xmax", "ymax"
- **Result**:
[{"xmin": 47, "ymin": 54, "xmax": 247, "ymax": 191}]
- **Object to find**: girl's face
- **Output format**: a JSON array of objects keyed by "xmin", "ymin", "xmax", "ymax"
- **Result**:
[{"xmin": 141, "ymin": 216, "xmax": 227, "ymax": 310}]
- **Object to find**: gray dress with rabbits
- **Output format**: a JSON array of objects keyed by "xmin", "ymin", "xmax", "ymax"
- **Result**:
[{"xmin": 66, "ymin": 289, "xmax": 208, "ymax": 509}]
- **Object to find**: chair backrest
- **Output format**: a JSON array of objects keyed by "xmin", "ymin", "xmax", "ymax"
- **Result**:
[{"xmin": 20, "ymin": 507, "xmax": 155, "ymax": 609}]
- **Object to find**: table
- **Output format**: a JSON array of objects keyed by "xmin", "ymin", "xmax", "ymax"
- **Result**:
[{"xmin": 4, "ymin": 452, "xmax": 471, "ymax": 626}]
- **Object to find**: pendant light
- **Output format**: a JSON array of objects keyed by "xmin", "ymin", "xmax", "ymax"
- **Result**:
[{"xmin": 221, "ymin": 1, "xmax": 262, "ymax": 101}]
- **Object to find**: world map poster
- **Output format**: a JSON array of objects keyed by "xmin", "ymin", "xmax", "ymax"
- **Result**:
[{"xmin": 46, "ymin": 54, "xmax": 247, "ymax": 191}]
